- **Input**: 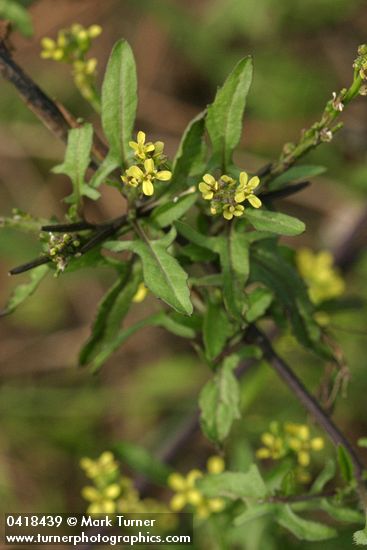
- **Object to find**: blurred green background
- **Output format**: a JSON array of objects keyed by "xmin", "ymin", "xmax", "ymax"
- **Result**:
[{"xmin": 1, "ymin": 0, "xmax": 367, "ymax": 548}]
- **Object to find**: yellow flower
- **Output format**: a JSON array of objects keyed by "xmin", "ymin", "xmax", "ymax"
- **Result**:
[
  {"xmin": 82, "ymin": 484, "xmax": 119, "ymax": 515},
  {"xmin": 129, "ymin": 131, "xmax": 155, "ymax": 161},
  {"xmin": 285, "ymin": 423, "xmax": 324, "ymax": 468},
  {"xmin": 121, "ymin": 159, "xmax": 172, "ymax": 196},
  {"xmin": 222, "ymin": 204, "xmax": 245, "ymax": 220},
  {"xmin": 168, "ymin": 462, "xmax": 225, "ymax": 519},
  {"xmin": 234, "ymin": 172, "xmax": 262, "ymax": 208},
  {"xmin": 80, "ymin": 451, "xmax": 119, "ymax": 479},
  {"xmin": 256, "ymin": 431, "xmax": 285, "ymax": 460},
  {"xmin": 88, "ymin": 25, "xmax": 102, "ymax": 38},
  {"xmin": 198, "ymin": 174, "xmax": 219, "ymax": 200},
  {"xmin": 207, "ymin": 455, "xmax": 225, "ymax": 474},
  {"xmin": 168, "ymin": 469, "xmax": 203, "ymax": 512},
  {"xmin": 133, "ymin": 283, "xmax": 149, "ymax": 303},
  {"xmin": 296, "ymin": 248, "xmax": 345, "ymax": 305}
]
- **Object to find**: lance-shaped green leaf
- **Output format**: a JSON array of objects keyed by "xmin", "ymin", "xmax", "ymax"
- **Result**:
[
  {"xmin": 245, "ymin": 209, "xmax": 305, "ymax": 236},
  {"xmin": 53, "ymin": 123, "xmax": 100, "ymax": 207},
  {"xmin": 90, "ymin": 311, "xmax": 197, "ymax": 372},
  {"xmin": 79, "ymin": 262, "xmax": 141, "ymax": 366},
  {"xmin": 105, "ymin": 227, "xmax": 193, "ymax": 315},
  {"xmin": 245, "ymin": 287, "xmax": 273, "ymax": 322},
  {"xmin": 337, "ymin": 445, "xmax": 354, "ymax": 483},
  {"xmin": 277, "ymin": 505, "xmax": 337, "ymax": 541},
  {"xmin": 176, "ymin": 221, "xmax": 270, "ymax": 320},
  {"xmin": 151, "ymin": 192, "xmax": 197, "ymax": 228},
  {"xmin": 198, "ymin": 464, "xmax": 268, "ymax": 500},
  {"xmin": 170, "ymin": 112, "xmax": 206, "ymax": 193},
  {"xmin": 203, "ymin": 300, "xmax": 234, "ymax": 361},
  {"xmin": 206, "ymin": 56, "xmax": 253, "ymax": 169},
  {"xmin": 310, "ymin": 459, "xmax": 335, "ymax": 494},
  {"xmin": 101, "ymin": 39, "xmax": 137, "ymax": 167},
  {"xmin": 250, "ymin": 241, "xmax": 328, "ymax": 355},
  {"xmin": 215, "ymin": 225, "xmax": 250, "ymax": 320},
  {"xmin": 114, "ymin": 441, "xmax": 172, "ymax": 485},
  {"xmin": 0, "ymin": 264, "xmax": 49, "ymax": 317},
  {"xmin": 199, "ymin": 354, "xmax": 241, "ymax": 443},
  {"xmin": 270, "ymin": 165, "xmax": 326, "ymax": 190},
  {"xmin": 234, "ymin": 503, "xmax": 278, "ymax": 525}
]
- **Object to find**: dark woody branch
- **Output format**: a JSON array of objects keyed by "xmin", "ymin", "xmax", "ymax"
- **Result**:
[{"xmin": 0, "ymin": 26, "xmax": 107, "ymax": 163}]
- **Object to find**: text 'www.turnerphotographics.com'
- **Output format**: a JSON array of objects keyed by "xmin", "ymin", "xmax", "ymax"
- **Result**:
[{"xmin": 4, "ymin": 513, "xmax": 193, "ymax": 546}]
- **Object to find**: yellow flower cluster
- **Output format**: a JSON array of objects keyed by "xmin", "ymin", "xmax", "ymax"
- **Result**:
[
  {"xmin": 256, "ymin": 422, "xmax": 324, "ymax": 484},
  {"xmin": 121, "ymin": 132, "xmax": 172, "ymax": 197},
  {"xmin": 80, "ymin": 452, "xmax": 171, "ymax": 516},
  {"xmin": 198, "ymin": 171, "xmax": 262, "ymax": 220},
  {"xmin": 296, "ymin": 248, "xmax": 345, "ymax": 305},
  {"xmin": 168, "ymin": 456, "xmax": 226, "ymax": 519},
  {"xmin": 40, "ymin": 24, "xmax": 102, "ymax": 105}
]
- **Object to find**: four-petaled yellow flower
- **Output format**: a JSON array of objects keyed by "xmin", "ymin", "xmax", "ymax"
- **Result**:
[
  {"xmin": 198, "ymin": 174, "xmax": 219, "ymax": 200},
  {"xmin": 296, "ymin": 248, "xmax": 345, "ymax": 305},
  {"xmin": 168, "ymin": 455, "xmax": 226, "ymax": 519},
  {"xmin": 129, "ymin": 131, "xmax": 155, "ymax": 161},
  {"xmin": 285, "ymin": 423, "xmax": 324, "ymax": 467},
  {"xmin": 234, "ymin": 172, "xmax": 262, "ymax": 208},
  {"xmin": 121, "ymin": 158, "xmax": 172, "ymax": 196},
  {"xmin": 222, "ymin": 204, "xmax": 245, "ymax": 220},
  {"xmin": 82, "ymin": 483, "xmax": 121, "ymax": 514},
  {"xmin": 256, "ymin": 431, "xmax": 286, "ymax": 460},
  {"xmin": 80, "ymin": 451, "xmax": 119, "ymax": 479}
]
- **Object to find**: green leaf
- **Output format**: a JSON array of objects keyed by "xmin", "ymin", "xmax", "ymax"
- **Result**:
[
  {"xmin": 358, "ymin": 438, "xmax": 367, "ymax": 448},
  {"xmin": 79, "ymin": 262, "xmax": 140, "ymax": 366},
  {"xmin": 0, "ymin": 264, "xmax": 49, "ymax": 317},
  {"xmin": 337, "ymin": 445, "xmax": 354, "ymax": 483},
  {"xmin": 245, "ymin": 287, "xmax": 273, "ymax": 323},
  {"xmin": 203, "ymin": 301, "xmax": 233, "ymax": 361},
  {"xmin": 270, "ymin": 165, "xmax": 326, "ymax": 190},
  {"xmin": 0, "ymin": 0, "xmax": 33, "ymax": 37},
  {"xmin": 245, "ymin": 209, "xmax": 305, "ymax": 236},
  {"xmin": 151, "ymin": 193, "xmax": 197, "ymax": 228},
  {"xmin": 170, "ymin": 111, "xmax": 206, "ymax": 193},
  {"xmin": 198, "ymin": 464, "xmax": 268, "ymax": 500},
  {"xmin": 53, "ymin": 124, "xmax": 97, "ymax": 208},
  {"xmin": 319, "ymin": 500, "xmax": 363, "ymax": 523},
  {"xmin": 310, "ymin": 459, "xmax": 335, "ymax": 494},
  {"xmin": 89, "ymin": 311, "xmax": 196, "ymax": 372},
  {"xmin": 189, "ymin": 274, "xmax": 223, "ymax": 287},
  {"xmin": 206, "ymin": 56, "xmax": 253, "ymax": 169},
  {"xmin": 234, "ymin": 503, "xmax": 277, "ymax": 525},
  {"xmin": 90, "ymin": 152, "xmax": 120, "ymax": 189},
  {"xmin": 215, "ymin": 224, "xmax": 250, "ymax": 320},
  {"xmin": 176, "ymin": 221, "xmax": 269, "ymax": 320},
  {"xmin": 199, "ymin": 354, "xmax": 241, "ymax": 443},
  {"xmin": 354, "ymin": 527, "xmax": 367, "ymax": 545},
  {"xmin": 250, "ymin": 241, "xmax": 325, "ymax": 354},
  {"xmin": 113, "ymin": 441, "xmax": 171, "ymax": 485},
  {"xmin": 105, "ymin": 227, "xmax": 192, "ymax": 315},
  {"xmin": 175, "ymin": 220, "xmax": 216, "ymax": 250},
  {"xmin": 101, "ymin": 39, "xmax": 137, "ymax": 166},
  {"xmin": 277, "ymin": 505, "xmax": 337, "ymax": 541}
]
